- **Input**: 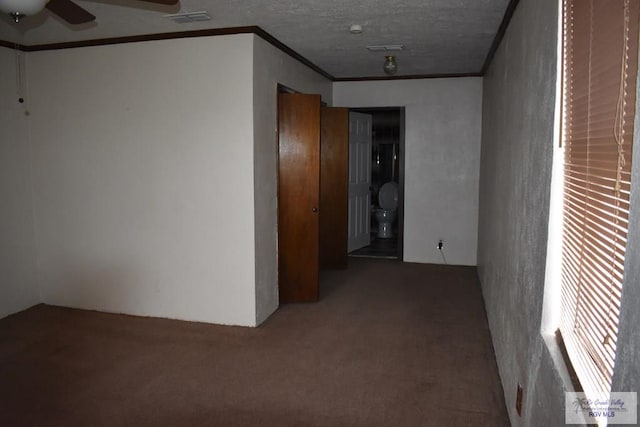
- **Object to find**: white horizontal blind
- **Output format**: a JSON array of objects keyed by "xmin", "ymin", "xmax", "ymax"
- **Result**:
[{"xmin": 560, "ymin": 0, "xmax": 639, "ymax": 400}]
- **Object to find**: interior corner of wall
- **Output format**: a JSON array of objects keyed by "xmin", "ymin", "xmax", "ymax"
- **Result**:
[{"xmin": 26, "ymin": 108, "xmax": 44, "ymax": 306}]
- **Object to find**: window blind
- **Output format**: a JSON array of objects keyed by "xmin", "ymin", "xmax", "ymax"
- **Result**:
[{"xmin": 560, "ymin": 0, "xmax": 639, "ymax": 399}]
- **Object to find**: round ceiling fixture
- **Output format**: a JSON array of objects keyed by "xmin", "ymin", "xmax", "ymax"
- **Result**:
[
  {"xmin": 349, "ymin": 24, "xmax": 363, "ymax": 34},
  {"xmin": 383, "ymin": 55, "xmax": 398, "ymax": 75},
  {"xmin": 0, "ymin": 0, "xmax": 48, "ymax": 22}
]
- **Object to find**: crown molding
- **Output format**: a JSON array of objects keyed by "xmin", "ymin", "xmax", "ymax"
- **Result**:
[{"xmin": 0, "ymin": 0, "xmax": 521, "ymax": 82}]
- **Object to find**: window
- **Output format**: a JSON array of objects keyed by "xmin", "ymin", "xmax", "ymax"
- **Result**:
[{"xmin": 559, "ymin": 0, "xmax": 639, "ymax": 401}]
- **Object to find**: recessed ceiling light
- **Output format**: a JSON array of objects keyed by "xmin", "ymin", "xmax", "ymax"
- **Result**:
[{"xmin": 165, "ymin": 11, "xmax": 212, "ymax": 23}]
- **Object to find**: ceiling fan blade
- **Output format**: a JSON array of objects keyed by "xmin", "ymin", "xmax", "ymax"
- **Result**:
[
  {"xmin": 46, "ymin": 0, "xmax": 96, "ymax": 24},
  {"xmin": 137, "ymin": 0, "xmax": 179, "ymax": 4}
]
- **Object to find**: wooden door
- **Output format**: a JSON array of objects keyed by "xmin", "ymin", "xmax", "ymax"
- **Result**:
[
  {"xmin": 278, "ymin": 92, "xmax": 321, "ymax": 303},
  {"xmin": 320, "ymin": 107, "xmax": 349, "ymax": 269},
  {"xmin": 347, "ymin": 112, "xmax": 373, "ymax": 252}
]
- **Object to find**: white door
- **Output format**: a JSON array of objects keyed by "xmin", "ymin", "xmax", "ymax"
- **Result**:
[{"xmin": 348, "ymin": 112, "xmax": 372, "ymax": 252}]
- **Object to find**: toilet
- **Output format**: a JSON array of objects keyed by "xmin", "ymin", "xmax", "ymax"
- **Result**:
[{"xmin": 375, "ymin": 182, "xmax": 398, "ymax": 238}]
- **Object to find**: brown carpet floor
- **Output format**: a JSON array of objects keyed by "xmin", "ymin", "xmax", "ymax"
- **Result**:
[{"xmin": 0, "ymin": 258, "xmax": 509, "ymax": 426}]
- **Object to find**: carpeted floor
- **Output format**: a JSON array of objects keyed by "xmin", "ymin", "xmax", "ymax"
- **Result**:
[{"xmin": 0, "ymin": 258, "xmax": 509, "ymax": 426}]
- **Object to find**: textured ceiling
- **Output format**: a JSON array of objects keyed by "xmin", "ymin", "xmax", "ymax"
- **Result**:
[{"xmin": 0, "ymin": 0, "xmax": 512, "ymax": 79}]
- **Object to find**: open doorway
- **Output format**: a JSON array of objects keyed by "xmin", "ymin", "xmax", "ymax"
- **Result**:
[{"xmin": 349, "ymin": 107, "xmax": 405, "ymax": 260}]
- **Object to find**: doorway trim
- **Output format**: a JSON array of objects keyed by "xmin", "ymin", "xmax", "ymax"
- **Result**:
[{"xmin": 349, "ymin": 106, "xmax": 405, "ymax": 261}]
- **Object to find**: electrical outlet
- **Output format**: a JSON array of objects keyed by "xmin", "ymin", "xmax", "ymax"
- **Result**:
[
  {"xmin": 437, "ymin": 239, "xmax": 443, "ymax": 250},
  {"xmin": 516, "ymin": 383, "xmax": 523, "ymax": 416}
]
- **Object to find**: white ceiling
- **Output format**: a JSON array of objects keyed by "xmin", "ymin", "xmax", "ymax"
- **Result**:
[{"xmin": 0, "ymin": 0, "xmax": 513, "ymax": 79}]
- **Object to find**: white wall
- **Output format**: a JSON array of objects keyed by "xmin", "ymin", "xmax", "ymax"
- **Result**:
[
  {"xmin": 333, "ymin": 79, "xmax": 482, "ymax": 265},
  {"xmin": 477, "ymin": 0, "xmax": 576, "ymax": 424},
  {"xmin": 252, "ymin": 36, "xmax": 332, "ymax": 324},
  {"xmin": 611, "ymin": 48, "xmax": 640, "ymax": 408},
  {"xmin": 27, "ymin": 35, "xmax": 258, "ymax": 326},
  {"xmin": 479, "ymin": 0, "xmax": 640, "ymax": 424},
  {"xmin": 0, "ymin": 47, "xmax": 40, "ymax": 318}
]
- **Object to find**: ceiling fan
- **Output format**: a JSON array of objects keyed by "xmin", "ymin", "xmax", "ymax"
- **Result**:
[{"xmin": 0, "ymin": 0, "xmax": 178, "ymax": 24}]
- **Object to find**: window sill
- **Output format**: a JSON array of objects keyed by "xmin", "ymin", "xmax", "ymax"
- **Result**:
[{"xmin": 542, "ymin": 331, "xmax": 590, "ymax": 426}]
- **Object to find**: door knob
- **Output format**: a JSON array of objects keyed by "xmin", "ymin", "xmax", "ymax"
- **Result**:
[{"xmin": 312, "ymin": 207, "xmax": 318, "ymax": 213}]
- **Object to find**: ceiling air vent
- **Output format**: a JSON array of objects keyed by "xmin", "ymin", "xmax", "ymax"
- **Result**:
[
  {"xmin": 165, "ymin": 11, "xmax": 211, "ymax": 23},
  {"xmin": 366, "ymin": 45, "xmax": 405, "ymax": 52}
]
